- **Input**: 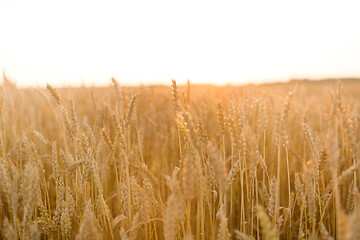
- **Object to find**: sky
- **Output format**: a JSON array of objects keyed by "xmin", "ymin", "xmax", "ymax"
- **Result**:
[{"xmin": 0, "ymin": 0, "xmax": 360, "ymax": 87}]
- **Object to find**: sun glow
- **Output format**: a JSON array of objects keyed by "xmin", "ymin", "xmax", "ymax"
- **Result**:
[{"xmin": 1, "ymin": 0, "xmax": 360, "ymax": 87}]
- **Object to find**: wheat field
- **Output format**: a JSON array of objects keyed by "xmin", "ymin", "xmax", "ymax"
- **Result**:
[{"xmin": 0, "ymin": 77, "xmax": 359, "ymax": 240}]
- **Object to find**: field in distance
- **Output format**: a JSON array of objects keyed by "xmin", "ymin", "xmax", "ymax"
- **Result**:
[{"xmin": 0, "ymin": 78, "xmax": 359, "ymax": 239}]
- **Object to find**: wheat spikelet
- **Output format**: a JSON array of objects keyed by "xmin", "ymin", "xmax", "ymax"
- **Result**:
[
  {"xmin": 354, "ymin": 186, "xmax": 360, "ymax": 211},
  {"xmin": 196, "ymin": 119, "xmax": 208, "ymax": 145},
  {"xmin": 30, "ymin": 221, "xmax": 40, "ymax": 240},
  {"xmin": 129, "ymin": 188, "xmax": 150, "ymax": 239},
  {"xmin": 304, "ymin": 163, "xmax": 317, "ymax": 226},
  {"xmin": 182, "ymin": 153, "xmax": 197, "ymax": 200},
  {"xmin": 60, "ymin": 200, "xmax": 71, "ymax": 239},
  {"xmin": 100, "ymin": 128, "xmax": 114, "ymax": 151},
  {"xmin": 61, "ymin": 106, "xmax": 73, "ymax": 138},
  {"xmin": 228, "ymin": 101, "xmax": 240, "ymax": 148},
  {"xmin": 171, "ymin": 79, "xmax": 180, "ymax": 112},
  {"xmin": 256, "ymin": 205, "xmax": 278, "ymax": 240},
  {"xmin": 3, "ymin": 217, "xmax": 17, "ymax": 240},
  {"xmin": 217, "ymin": 102, "xmax": 227, "ymax": 134},
  {"xmin": 46, "ymin": 83, "xmax": 61, "ymax": 105},
  {"xmin": 164, "ymin": 170, "xmax": 186, "ymax": 240},
  {"xmin": 51, "ymin": 142, "xmax": 61, "ymax": 181},
  {"xmin": 163, "ymin": 190, "xmax": 185, "ymax": 240},
  {"xmin": 11, "ymin": 166, "xmax": 20, "ymax": 220},
  {"xmin": 207, "ymin": 142, "xmax": 228, "ymax": 193},
  {"xmin": 338, "ymin": 162, "xmax": 360, "ymax": 185},
  {"xmin": 294, "ymin": 173, "xmax": 307, "ymax": 209},
  {"xmin": 83, "ymin": 119, "xmax": 96, "ymax": 145},
  {"xmin": 88, "ymin": 149, "xmax": 109, "ymax": 219},
  {"xmin": 261, "ymin": 101, "xmax": 267, "ymax": 132},
  {"xmin": 266, "ymin": 177, "xmax": 277, "ymax": 218},
  {"xmin": 227, "ymin": 159, "xmax": 240, "ymax": 185},
  {"xmin": 32, "ymin": 130, "xmax": 48, "ymax": 146},
  {"xmin": 0, "ymin": 157, "xmax": 11, "ymax": 205},
  {"xmin": 68, "ymin": 98, "xmax": 79, "ymax": 137},
  {"xmin": 60, "ymin": 149, "xmax": 74, "ymax": 174},
  {"xmin": 141, "ymin": 175, "xmax": 160, "ymax": 216},
  {"xmin": 334, "ymin": 81, "xmax": 358, "ymax": 159},
  {"xmin": 319, "ymin": 223, "xmax": 334, "ymax": 240},
  {"xmin": 120, "ymin": 227, "xmax": 130, "ymax": 240},
  {"xmin": 51, "ymin": 141, "xmax": 72, "ymax": 238},
  {"xmin": 346, "ymin": 180, "xmax": 355, "ymax": 213},
  {"xmin": 111, "ymin": 77, "xmax": 121, "ymax": 100},
  {"xmin": 303, "ymin": 122, "xmax": 315, "ymax": 153},
  {"xmin": 281, "ymin": 90, "xmax": 293, "ymax": 121},
  {"xmin": 76, "ymin": 200, "xmax": 102, "ymax": 240},
  {"xmin": 21, "ymin": 162, "xmax": 40, "ymax": 239},
  {"xmin": 319, "ymin": 146, "xmax": 327, "ymax": 171},
  {"xmin": 111, "ymin": 112, "xmax": 127, "ymax": 151},
  {"xmin": 217, "ymin": 204, "xmax": 231, "ymax": 240},
  {"xmin": 124, "ymin": 94, "xmax": 136, "ymax": 129},
  {"xmin": 38, "ymin": 201, "xmax": 52, "ymax": 233},
  {"xmin": 233, "ymin": 230, "xmax": 254, "ymax": 240},
  {"xmin": 247, "ymin": 133, "xmax": 259, "ymax": 179}
]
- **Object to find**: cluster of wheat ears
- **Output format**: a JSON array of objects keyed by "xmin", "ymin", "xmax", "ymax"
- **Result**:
[{"xmin": 0, "ymin": 78, "xmax": 359, "ymax": 240}]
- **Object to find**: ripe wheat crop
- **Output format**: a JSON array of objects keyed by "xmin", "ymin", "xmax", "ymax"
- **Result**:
[{"xmin": 0, "ymin": 77, "xmax": 359, "ymax": 239}]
